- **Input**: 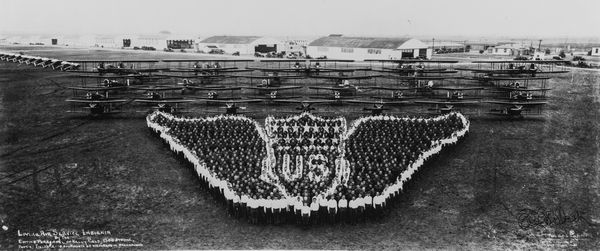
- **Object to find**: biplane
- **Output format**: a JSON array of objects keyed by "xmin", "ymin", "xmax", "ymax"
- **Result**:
[
  {"xmin": 248, "ymin": 59, "xmax": 370, "ymax": 75},
  {"xmin": 65, "ymin": 85, "xmax": 129, "ymax": 115},
  {"xmin": 161, "ymin": 59, "xmax": 254, "ymax": 71},
  {"xmin": 196, "ymin": 99, "xmax": 263, "ymax": 115},
  {"xmin": 308, "ymin": 85, "xmax": 367, "ymax": 103},
  {"xmin": 346, "ymin": 99, "xmax": 410, "ymax": 116},
  {"xmin": 68, "ymin": 60, "xmax": 164, "ymax": 75},
  {"xmin": 131, "ymin": 85, "xmax": 194, "ymax": 113},
  {"xmin": 430, "ymin": 86, "xmax": 485, "ymax": 101},
  {"xmin": 366, "ymin": 86, "xmax": 423, "ymax": 100},
  {"xmin": 65, "ymin": 98, "xmax": 129, "ymax": 115},
  {"xmin": 366, "ymin": 59, "xmax": 459, "ymax": 77},
  {"xmin": 227, "ymin": 73, "xmax": 303, "ymax": 87},
  {"xmin": 244, "ymin": 86, "xmax": 303, "ymax": 101},
  {"xmin": 72, "ymin": 74, "xmax": 165, "ymax": 87},
  {"xmin": 185, "ymin": 86, "xmax": 242, "ymax": 100},
  {"xmin": 459, "ymin": 60, "xmax": 569, "ymax": 77},
  {"xmin": 271, "ymin": 99, "xmax": 330, "ymax": 114},
  {"xmin": 413, "ymin": 99, "xmax": 480, "ymax": 114},
  {"xmin": 484, "ymin": 100, "xmax": 548, "ymax": 118},
  {"xmin": 490, "ymin": 87, "xmax": 551, "ymax": 101}
]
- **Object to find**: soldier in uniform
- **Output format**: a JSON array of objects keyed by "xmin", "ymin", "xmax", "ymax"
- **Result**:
[
  {"xmin": 338, "ymin": 194, "xmax": 348, "ymax": 223},
  {"xmin": 364, "ymin": 193, "xmax": 373, "ymax": 220},
  {"xmin": 310, "ymin": 197, "xmax": 319, "ymax": 225},
  {"xmin": 327, "ymin": 196, "xmax": 338, "ymax": 224},
  {"xmin": 318, "ymin": 195, "xmax": 328, "ymax": 224},
  {"xmin": 348, "ymin": 196, "xmax": 358, "ymax": 225},
  {"xmin": 294, "ymin": 196, "xmax": 303, "ymax": 225}
]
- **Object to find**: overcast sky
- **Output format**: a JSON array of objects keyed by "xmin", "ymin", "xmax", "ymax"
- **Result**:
[{"xmin": 1, "ymin": 0, "xmax": 599, "ymax": 39}]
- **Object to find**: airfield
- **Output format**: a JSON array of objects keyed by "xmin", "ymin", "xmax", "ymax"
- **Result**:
[{"xmin": 1, "ymin": 46, "xmax": 599, "ymax": 249}]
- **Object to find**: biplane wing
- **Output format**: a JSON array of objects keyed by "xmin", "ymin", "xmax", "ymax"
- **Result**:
[
  {"xmin": 345, "ymin": 99, "xmax": 410, "ymax": 105},
  {"xmin": 244, "ymin": 86, "xmax": 302, "ymax": 91},
  {"xmin": 185, "ymin": 86, "xmax": 241, "ymax": 91},
  {"xmin": 432, "ymin": 87, "xmax": 485, "ymax": 91},
  {"xmin": 414, "ymin": 100, "xmax": 480, "ymax": 105},
  {"xmin": 129, "ymin": 86, "xmax": 184, "ymax": 91},
  {"xmin": 271, "ymin": 99, "xmax": 329, "ymax": 104},
  {"xmin": 226, "ymin": 74, "xmax": 304, "ymax": 79},
  {"xmin": 153, "ymin": 73, "xmax": 229, "ymax": 79},
  {"xmin": 308, "ymin": 86, "xmax": 359, "ymax": 91},
  {"xmin": 133, "ymin": 99, "xmax": 194, "ymax": 104},
  {"xmin": 66, "ymin": 86, "xmax": 128, "ymax": 91},
  {"xmin": 484, "ymin": 100, "xmax": 547, "ymax": 106},
  {"xmin": 311, "ymin": 74, "xmax": 382, "ymax": 80},
  {"xmin": 496, "ymin": 87, "xmax": 552, "ymax": 92},
  {"xmin": 194, "ymin": 98, "xmax": 263, "ymax": 103},
  {"xmin": 66, "ymin": 98, "xmax": 129, "ymax": 103},
  {"xmin": 365, "ymin": 86, "xmax": 417, "ymax": 91}
]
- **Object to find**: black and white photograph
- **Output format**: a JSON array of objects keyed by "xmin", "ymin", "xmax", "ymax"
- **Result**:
[{"xmin": 0, "ymin": 0, "xmax": 599, "ymax": 249}]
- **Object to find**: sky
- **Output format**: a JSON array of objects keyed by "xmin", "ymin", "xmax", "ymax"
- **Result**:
[{"xmin": 1, "ymin": 0, "xmax": 599, "ymax": 39}]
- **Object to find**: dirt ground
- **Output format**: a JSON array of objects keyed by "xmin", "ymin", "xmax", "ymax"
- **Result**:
[{"xmin": 1, "ymin": 46, "xmax": 599, "ymax": 250}]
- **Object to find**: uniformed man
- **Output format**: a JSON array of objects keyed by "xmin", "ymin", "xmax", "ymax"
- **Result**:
[
  {"xmin": 249, "ymin": 196, "xmax": 259, "ymax": 224},
  {"xmin": 301, "ymin": 201, "xmax": 311, "ymax": 226},
  {"xmin": 364, "ymin": 193, "xmax": 373, "ymax": 220},
  {"xmin": 373, "ymin": 192, "xmax": 384, "ymax": 220},
  {"xmin": 240, "ymin": 194, "xmax": 249, "ymax": 219},
  {"xmin": 318, "ymin": 195, "xmax": 328, "ymax": 224},
  {"xmin": 287, "ymin": 196, "xmax": 296, "ymax": 224},
  {"xmin": 232, "ymin": 192, "xmax": 241, "ymax": 218},
  {"xmin": 337, "ymin": 195, "xmax": 348, "ymax": 223},
  {"xmin": 327, "ymin": 196, "xmax": 337, "ymax": 224},
  {"xmin": 356, "ymin": 195, "xmax": 366, "ymax": 223},
  {"xmin": 294, "ymin": 196, "xmax": 303, "ymax": 225},
  {"xmin": 265, "ymin": 196, "xmax": 274, "ymax": 225},
  {"xmin": 348, "ymin": 197, "xmax": 358, "ymax": 225},
  {"xmin": 310, "ymin": 197, "xmax": 319, "ymax": 225}
]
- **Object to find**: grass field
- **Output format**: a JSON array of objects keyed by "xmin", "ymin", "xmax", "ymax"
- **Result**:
[{"xmin": 0, "ymin": 46, "xmax": 599, "ymax": 249}]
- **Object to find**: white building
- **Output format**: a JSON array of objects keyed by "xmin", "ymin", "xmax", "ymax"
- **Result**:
[
  {"xmin": 306, "ymin": 35, "xmax": 431, "ymax": 60},
  {"xmin": 197, "ymin": 36, "xmax": 284, "ymax": 55},
  {"xmin": 132, "ymin": 34, "xmax": 169, "ymax": 50},
  {"xmin": 592, "ymin": 47, "xmax": 600, "ymax": 56},
  {"xmin": 488, "ymin": 43, "xmax": 532, "ymax": 56}
]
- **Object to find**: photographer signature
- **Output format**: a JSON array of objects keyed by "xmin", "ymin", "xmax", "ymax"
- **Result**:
[{"xmin": 516, "ymin": 204, "xmax": 589, "ymax": 230}]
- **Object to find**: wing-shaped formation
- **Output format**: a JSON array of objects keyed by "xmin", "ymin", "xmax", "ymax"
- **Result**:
[{"xmin": 147, "ymin": 111, "xmax": 469, "ymax": 224}]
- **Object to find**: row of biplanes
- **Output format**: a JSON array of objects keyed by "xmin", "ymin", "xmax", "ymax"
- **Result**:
[
  {"xmin": 0, "ymin": 52, "xmax": 81, "ymax": 71},
  {"xmin": 0, "ymin": 52, "xmax": 569, "ymax": 118}
]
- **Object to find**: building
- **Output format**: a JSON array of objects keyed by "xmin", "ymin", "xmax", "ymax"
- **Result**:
[
  {"xmin": 197, "ymin": 36, "xmax": 284, "ymax": 55},
  {"xmin": 489, "ymin": 43, "xmax": 533, "ymax": 56},
  {"xmin": 306, "ymin": 35, "xmax": 431, "ymax": 60},
  {"xmin": 592, "ymin": 47, "xmax": 600, "ymax": 56},
  {"xmin": 132, "ymin": 34, "xmax": 169, "ymax": 50},
  {"xmin": 464, "ymin": 42, "xmax": 495, "ymax": 53}
]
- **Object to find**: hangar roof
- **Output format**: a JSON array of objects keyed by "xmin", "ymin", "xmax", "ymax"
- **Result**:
[
  {"xmin": 200, "ymin": 36, "xmax": 262, "ymax": 44},
  {"xmin": 308, "ymin": 36, "xmax": 424, "ymax": 49}
]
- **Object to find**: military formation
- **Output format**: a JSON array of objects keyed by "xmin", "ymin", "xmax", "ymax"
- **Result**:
[{"xmin": 147, "ymin": 111, "xmax": 468, "ymax": 225}]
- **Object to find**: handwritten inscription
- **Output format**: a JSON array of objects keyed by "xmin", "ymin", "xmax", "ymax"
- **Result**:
[
  {"xmin": 515, "ymin": 205, "xmax": 589, "ymax": 230},
  {"xmin": 16, "ymin": 229, "xmax": 142, "ymax": 249}
]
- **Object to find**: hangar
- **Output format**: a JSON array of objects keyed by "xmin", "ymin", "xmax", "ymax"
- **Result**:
[
  {"xmin": 197, "ymin": 36, "xmax": 284, "ymax": 55},
  {"xmin": 306, "ymin": 35, "xmax": 431, "ymax": 60}
]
